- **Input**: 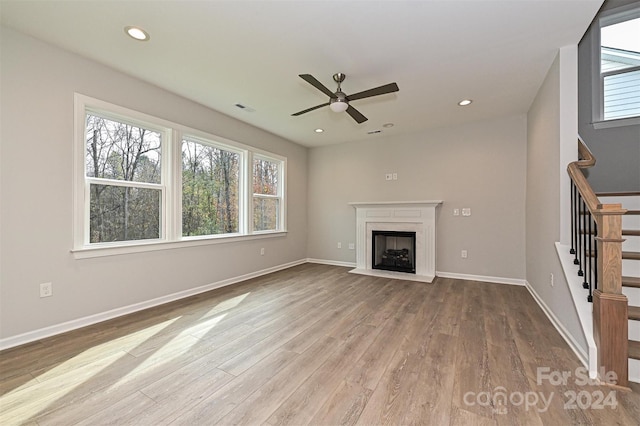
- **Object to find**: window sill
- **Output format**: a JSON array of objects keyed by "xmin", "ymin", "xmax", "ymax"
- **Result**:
[
  {"xmin": 71, "ymin": 231, "xmax": 287, "ymax": 259},
  {"xmin": 592, "ymin": 116, "xmax": 640, "ymax": 129}
]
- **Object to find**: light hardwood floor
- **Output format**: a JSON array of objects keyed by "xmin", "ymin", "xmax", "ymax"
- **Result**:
[{"xmin": 1, "ymin": 263, "xmax": 639, "ymax": 425}]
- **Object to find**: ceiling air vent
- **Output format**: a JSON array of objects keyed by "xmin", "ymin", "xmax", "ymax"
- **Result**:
[{"xmin": 234, "ymin": 103, "xmax": 255, "ymax": 112}]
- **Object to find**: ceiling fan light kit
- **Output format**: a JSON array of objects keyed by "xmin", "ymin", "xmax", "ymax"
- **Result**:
[
  {"xmin": 292, "ymin": 72, "xmax": 399, "ymax": 124},
  {"xmin": 330, "ymin": 100, "xmax": 349, "ymax": 112}
]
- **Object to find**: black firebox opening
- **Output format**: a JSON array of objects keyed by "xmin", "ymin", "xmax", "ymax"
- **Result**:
[{"xmin": 372, "ymin": 230, "xmax": 416, "ymax": 274}]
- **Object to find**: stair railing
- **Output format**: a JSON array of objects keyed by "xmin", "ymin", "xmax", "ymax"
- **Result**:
[{"xmin": 567, "ymin": 137, "xmax": 628, "ymax": 389}]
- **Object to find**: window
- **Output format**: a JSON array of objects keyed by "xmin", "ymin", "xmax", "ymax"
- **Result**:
[
  {"xmin": 594, "ymin": 6, "xmax": 640, "ymax": 126},
  {"xmin": 84, "ymin": 113, "xmax": 166, "ymax": 244},
  {"xmin": 253, "ymin": 156, "xmax": 284, "ymax": 232},
  {"xmin": 182, "ymin": 138, "xmax": 241, "ymax": 236},
  {"xmin": 74, "ymin": 94, "xmax": 286, "ymax": 256}
]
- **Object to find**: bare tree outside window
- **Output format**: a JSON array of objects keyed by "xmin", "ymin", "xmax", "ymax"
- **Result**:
[
  {"xmin": 85, "ymin": 114, "xmax": 162, "ymax": 243},
  {"xmin": 182, "ymin": 140, "xmax": 239, "ymax": 236},
  {"xmin": 253, "ymin": 158, "xmax": 281, "ymax": 231}
]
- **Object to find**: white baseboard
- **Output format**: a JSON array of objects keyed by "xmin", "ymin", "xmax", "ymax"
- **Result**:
[
  {"xmin": 524, "ymin": 280, "xmax": 590, "ymax": 370},
  {"xmin": 0, "ymin": 258, "xmax": 307, "ymax": 351},
  {"xmin": 435, "ymin": 271, "xmax": 526, "ymax": 286}
]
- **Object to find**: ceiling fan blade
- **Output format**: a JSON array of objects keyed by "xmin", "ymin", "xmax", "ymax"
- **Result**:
[
  {"xmin": 291, "ymin": 102, "xmax": 330, "ymax": 116},
  {"xmin": 299, "ymin": 74, "xmax": 336, "ymax": 98},
  {"xmin": 346, "ymin": 105, "xmax": 368, "ymax": 123},
  {"xmin": 347, "ymin": 82, "xmax": 399, "ymax": 102}
]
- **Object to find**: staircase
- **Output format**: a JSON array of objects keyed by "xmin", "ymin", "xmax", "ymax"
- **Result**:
[
  {"xmin": 567, "ymin": 138, "xmax": 639, "ymax": 387},
  {"xmin": 597, "ymin": 192, "xmax": 640, "ymax": 382}
]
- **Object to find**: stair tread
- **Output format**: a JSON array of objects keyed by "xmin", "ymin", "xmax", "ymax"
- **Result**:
[
  {"xmin": 596, "ymin": 191, "xmax": 640, "ymax": 197},
  {"xmin": 623, "ymin": 251, "xmax": 640, "ymax": 260},
  {"xmin": 579, "ymin": 229, "xmax": 640, "ymax": 235},
  {"xmin": 630, "ymin": 306, "xmax": 640, "ymax": 321},
  {"xmin": 585, "ymin": 251, "xmax": 640, "ymax": 260},
  {"xmin": 630, "ymin": 340, "xmax": 640, "ymax": 360},
  {"xmin": 623, "ymin": 276, "xmax": 640, "ymax": 288}
]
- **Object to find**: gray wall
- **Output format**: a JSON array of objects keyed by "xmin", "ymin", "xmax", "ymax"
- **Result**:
[
  {"xmin": 527, "ymin": 51, "xmax": 587, "ymax": 351},
  {"xmin": 307, "ymin": 115, "xmax": 527, "ymax": 282},
  {"xmin": 578, "ymin": 0, "xmax": 640, "ymax": 192},
  {"xmin": 0, "ymin": 28, "xmax": 308, "ymax": 340}
]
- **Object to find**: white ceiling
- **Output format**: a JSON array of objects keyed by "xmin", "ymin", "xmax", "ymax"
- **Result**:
[{"xmin": 0, "ymin": 0, "xmax": 603, "ymax": 147}]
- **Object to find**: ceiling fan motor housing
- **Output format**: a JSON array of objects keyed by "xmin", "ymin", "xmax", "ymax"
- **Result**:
[{"xmin": 293, "ymin": 72, "xmax": 398, "ymax": 123}]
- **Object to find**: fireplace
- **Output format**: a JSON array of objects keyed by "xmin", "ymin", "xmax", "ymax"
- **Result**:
[
  {"xmin": 372, "ymin": 230, "xmax": 416, "ymax": 274},
  {"xmin": 349, "ymin": 201, "xmax": 442, "ymax": 282}
]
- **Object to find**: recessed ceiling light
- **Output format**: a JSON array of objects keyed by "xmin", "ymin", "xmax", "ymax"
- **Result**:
[
  {"xmin": 125, "ymin": 26, "xmax": 150, "ymax": 41},
  {"xmin": 458, "ymin": 99, "xmax": 473, "ymax": 106},
  {"xmin": 382, "ymin": 123, "xmax": 394, "ymax": 128},
  {"xmin": 315, "ymin": 128, "xmax": 324, "ymax": 133}
]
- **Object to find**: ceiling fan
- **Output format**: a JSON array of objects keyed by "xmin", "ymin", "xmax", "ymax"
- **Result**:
[{"xmin": 292, "ymin": 73, "xmax": 399, "ymax": 124}]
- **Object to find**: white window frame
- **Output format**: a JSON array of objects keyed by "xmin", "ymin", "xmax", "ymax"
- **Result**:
[
  {"xmin": 251, "ymin": 152, "xmax": 287, "ymax": 233},
  {"xmin": 591, "ymin": 4, "xmax": 640, "ymax": 129},
  {"xmin": 73, "ymin": 94, "xmax": 287, "ymax": 259},
  {"xmin": 178, "ymin": 133, "xmax": 248, "ymax": 239}
]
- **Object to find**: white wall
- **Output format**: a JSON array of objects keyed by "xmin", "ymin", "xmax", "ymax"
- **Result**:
[
  {"xmin": 0, "ymin": 28, "xmax": 308, "ymax": 343},
  {"xmin": 307, "ymin": 115, "xmax": 527, "ymax": 282},
  {"xmin": 526, "ymin": 49, "xmax": 587, "ymax": 351}
]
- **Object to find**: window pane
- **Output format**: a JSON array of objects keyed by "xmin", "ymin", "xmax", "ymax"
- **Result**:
[
  {"xmin": 604, "ymin": 69, "xmax": 640, "ymax": 120},
  {"xmin": 601, "ymin": 18, "xmax": 640, "ymax": 73},
  {"xmin": 253, "ymin": 158, "xmax": 279, "ymax": 196},
  {"xmin": 182, "ymin": 140, "xmax": 239, "ymax": 236},
  {"xmin": 89, "ymin": 184, "xmax": 160, "ymax": 243},
  {"xmin": 254, "ymin": 197, "xmax": 279, "ymax": 231},
  {"xmin": 85, "ymin": 114, "xmax": 161, "ymax": 183}
]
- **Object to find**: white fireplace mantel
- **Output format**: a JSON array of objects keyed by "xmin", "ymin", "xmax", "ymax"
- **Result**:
[{"xmin": 349, "ymin": 200, "xmax": 442, "ymax": 283}]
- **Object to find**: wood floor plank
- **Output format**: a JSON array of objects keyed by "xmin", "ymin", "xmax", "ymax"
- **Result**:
[
  {"xmin": 451, "ymin": 286, "xmax": 494, "ymax": 421},
  {"xmin": 175, "ymin": 335, "xmax": 338, "ymax": 425},
  {"xmin": 401, "ymin": 332, "xmax": 458, "ymax": 425},
  {"xmin": 74, "ymin": 391, "xmax": 157, "ymax": 426},
  {"xmin": 309, "ymin": 379, "xmax": 372, "ymax": 426},
  {"xmin": 355, "ymin": 347, "xmax": 422, "ymax": 425},
  {"xmin": 1, "ymin": 264, "xmax": 638, "ymax": 425},
  {"xmin": 265, "ymin": 323, "xmax": 382, "ymax": 425}
]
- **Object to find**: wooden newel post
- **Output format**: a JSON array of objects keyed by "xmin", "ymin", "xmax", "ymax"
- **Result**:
[{"xmin": 593, "ymin": 205, "xmax": 628, "ymax": 389}]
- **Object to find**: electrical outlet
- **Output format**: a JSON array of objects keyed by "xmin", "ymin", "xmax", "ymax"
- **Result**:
[
  {"xmin": 392, "ymin": 173, "xmax": 398, "ymax": 180},
  {"xmin": 461, "ymin": 250, "xmax": 468, "ymax": 259},
  {"xmin": 260, "ymin": 247, "xmax": 265, "ymax": 256},
  {"xmin": 550, "ymin": 273, "xmax": 554, "ymax": 287},
  {"xmin": 337, "ymin": 242, "xmax": 342, "ymax": 249},
  {"xmin": 462, "ymin": 208, "xmax": 471, "ymax": 216},
  {"xmin": 348, "ymin": 243, "xmax": 355, "ymax": 250},
  {"xmin": 40, "ymin": 282, "xmax": 52, "ymax": 298}
]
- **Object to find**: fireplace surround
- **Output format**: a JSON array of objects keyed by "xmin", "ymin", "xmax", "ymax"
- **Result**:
[{"xmin": 349, "ymin": 201, "xmax": 442, "ymax": 282}]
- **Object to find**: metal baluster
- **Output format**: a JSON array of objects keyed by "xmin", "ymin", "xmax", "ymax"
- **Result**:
[
  {"xmin": 570, "ymin": 182, "xmax": 576, "ymax": 255},
  {"xmin": 583, "ymin": 208, "xmax": 590, "ymax": 289},
  {"xmin": 593, "ymin": 221, "xmax": 598, "ymax": 293},
  {"xmin": 578, "ymin": 198, "xmax": 584, "ymax": 275}
]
